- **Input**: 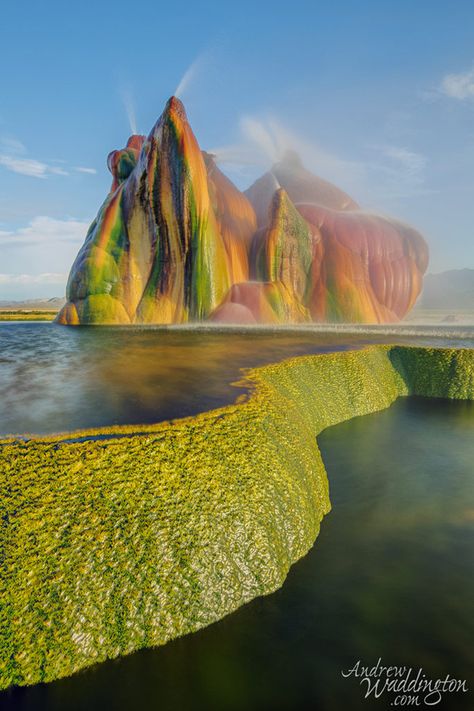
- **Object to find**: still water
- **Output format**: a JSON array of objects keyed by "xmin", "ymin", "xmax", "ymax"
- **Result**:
[
  {"xmin": 0, "ymin": 322, "xmax": 473, "ymax": 436},
  {"xmin": 1, "ymin": 324, "xmax": 473, "ymax": 708},
  {"xmin": 2, "ymin": 396, "xmax": 473, "ymax": 710}
]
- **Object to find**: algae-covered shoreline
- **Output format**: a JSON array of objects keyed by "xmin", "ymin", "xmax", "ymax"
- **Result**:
[
  {"xmin": 0, "ymin": 345, "xmax": 473, "ymax": 690},
  {"xmin": 0, "ymin": 311, "xmax": 57, "ymax": 322}
]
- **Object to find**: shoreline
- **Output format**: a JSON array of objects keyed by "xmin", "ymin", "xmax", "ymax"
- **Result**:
[
  {"xmin": 2, "ymin": 317, "xmax": 473, "ymax": 341},
  {"xmin": 0, "ymin": 312, "xmax": 57, "ymax": 322}
]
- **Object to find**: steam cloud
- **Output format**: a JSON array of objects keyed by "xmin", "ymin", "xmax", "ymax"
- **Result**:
[
  {"xmin": 120, "ymin": 85, "xmax": 138, "ymax": 135},
  {"xmin": 174, "ymin": 52, "xmax": 210, "ymax": 99}
]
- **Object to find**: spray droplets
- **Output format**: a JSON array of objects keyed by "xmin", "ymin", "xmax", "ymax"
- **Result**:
[
  {"xmin": 120, "ymin": 85, "xmax": 138, "ymax": 136},
  {"xmin": 174, "ymin": 52, "xmax": 209, "ymax": 99}
]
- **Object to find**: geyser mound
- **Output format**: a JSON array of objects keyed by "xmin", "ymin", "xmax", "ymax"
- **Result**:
[{"xmin": 57, "ymin": 97, "xmax": 428, "ymax": 325}]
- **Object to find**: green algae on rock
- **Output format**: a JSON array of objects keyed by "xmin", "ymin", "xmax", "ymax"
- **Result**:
[{"xmin": 0, "ymin": 345, "xmax": 473, "ymax": 689}]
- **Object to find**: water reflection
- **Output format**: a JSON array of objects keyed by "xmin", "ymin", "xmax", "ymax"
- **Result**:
[{"xmin": 1, "ymin": 322, "xmax": 473, "ymax": 436}]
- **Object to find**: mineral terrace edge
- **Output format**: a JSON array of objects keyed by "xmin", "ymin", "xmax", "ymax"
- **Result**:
[{"xmin": 0, "ymin": 345, "xmax": 473, "ymax": 689}]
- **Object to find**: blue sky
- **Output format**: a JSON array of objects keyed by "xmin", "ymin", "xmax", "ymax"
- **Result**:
[{"xmin": 1, "ymin": 0, "xmax": 474, "ymax": 298}]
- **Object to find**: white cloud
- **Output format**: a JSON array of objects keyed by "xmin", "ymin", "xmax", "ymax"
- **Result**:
[
  {"xmin": 363, "ymin": 144, "xmax": 432, "ymax": 202},
  {"xmin": 50, "ymin": 166, "xmax": 69, "ymax": 176},
  {"xmin": 439, "ymin": 67, "xmax": 474, "ymax": 99},
  {"xmin": 74, "ymin": 166, "xmax": 97, "ymax": 174},
  {"xmin": 0, "ymin": 155, "xmax": 53, "ymax": 178},
  {"xmin": 0, "ymin": 216, "xmax": 89, "ymax": 297},
  {"xmin": 381, "ymin": 145, "xmax": 425, "ymax": 171},
  {"xmin": 374, "ymin": 145, "xmax": 427, "ymax": 182},
  {"xmin": 0, "ymin": 136, "xmax": 27, "ymax": 154},
  {"xmin": 0, "ymin": 216, "xmax": 88, "ymax": 247},
  {"xmin": 0, "ymin": 272, "xmax": 67, "ymax": 285},
  {"xmin": 0, "ymin": 154, "xmax": 72, "ymax": 178},
  {"xmin": 0, "ymin": 135, "xmax": 95, "ymax": 178}
]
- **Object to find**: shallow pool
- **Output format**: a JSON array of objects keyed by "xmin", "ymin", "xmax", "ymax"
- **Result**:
[
  {"xmin": 3, "ymin": 396, "xmax": 472, "ymax": 710},
  {"xmin": 1, "ymin": 322, "xmax": 473, "ymax": 435}
]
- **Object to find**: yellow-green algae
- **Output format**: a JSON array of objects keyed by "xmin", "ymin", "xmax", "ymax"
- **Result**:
[
  {"xmin": 0, "ymin": 311, "xmax": 57, "ymax": 322},
  {"xmin": 0, "ymin": 345, "xmax": 473, "ymax": 689}
]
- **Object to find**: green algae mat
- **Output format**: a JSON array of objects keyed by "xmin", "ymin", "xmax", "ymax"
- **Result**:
[{"xmin": 0, "ymin": 345, "xmax": 473, "ymax": 689}]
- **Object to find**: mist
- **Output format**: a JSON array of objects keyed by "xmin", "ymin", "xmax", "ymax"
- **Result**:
[
  {"xmin": 120, "ymin": 85, "xmax": 138, "ymax": 135},
  {"xmin": 174, "ymin": 52, "xmax": 210, "ymax": 100}
]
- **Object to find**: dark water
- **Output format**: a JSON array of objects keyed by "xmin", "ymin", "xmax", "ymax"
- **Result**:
[
  {"xmin": 1, "ymin": 322, "xmax": 473, "ymax": 436},
  {"xmin": 2, "ymin": 397, "xmax": 473, "ymax": 710}
]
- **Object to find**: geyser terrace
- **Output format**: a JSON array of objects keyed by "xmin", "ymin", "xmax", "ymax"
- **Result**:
[{"xmin": 0, "ymin": 345, "xmax": 473, "ymax": 687}]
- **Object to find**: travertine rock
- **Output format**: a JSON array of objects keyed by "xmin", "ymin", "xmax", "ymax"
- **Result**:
[{"xmin": 57, "ymin": 99, "xmax": 428, "ymax": 325}]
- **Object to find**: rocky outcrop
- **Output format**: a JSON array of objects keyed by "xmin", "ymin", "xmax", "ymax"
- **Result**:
[
  {"xmin": 58, "ymin": 98, "xmax": 235, "ymax": 325},
  {"xmin": 57, "ymin": 98, "xmax": 429, "ymax": 325}
]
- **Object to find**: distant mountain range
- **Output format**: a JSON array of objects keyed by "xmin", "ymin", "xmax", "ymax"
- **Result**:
[
  {"xmin": 417, "ymin": 269, "xmax": 474, "ymax": 310},
  {"xmin": 0, "ymin": 297, "xmax": 66, "ymax": 311}
]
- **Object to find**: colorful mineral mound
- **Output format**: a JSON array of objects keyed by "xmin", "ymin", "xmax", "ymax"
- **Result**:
[{"xmin": 57, "ymin": 98, "xmax": 428, "ymax": 325}]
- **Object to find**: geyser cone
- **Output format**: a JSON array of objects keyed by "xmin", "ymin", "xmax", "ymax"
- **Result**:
[
  {"xmin": 245, "ymin": 151, "xmax": 429, "ymax": 323},
  {"xmin": 251, "ymin": 188, "xmax": 315, "ymax": 304},
  {"xmin": 297, "ymin": 203, "xmax": 429, "ymax": 322},
  {"xmin": 107, "ymin": 134, "xmax": 146, "ymax": 192},
  {"xmin": 57, "ymin": 97, "xmax": 235, "ymax": 325},
  {"xmin": 57, "ymin": 103, "xmax": 428, "ymax": 327},
  {"xmin": 203, "ymin": 151, "xmax": 256, "ymax": 284},
  {"xmin": 272, "ymin": 150, "xmax": 359, "ymax": 210},
  {"xmin": 134, "ymin": 96, "xmax": 232, "ymax": 322},
  {"xmin": 245, "ymin": 150, "xmax": 358, "ymax": 228}
]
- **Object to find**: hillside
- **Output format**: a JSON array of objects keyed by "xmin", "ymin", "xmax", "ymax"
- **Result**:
[{"xmin": 417, "ymin": 269, "xmax": 474, "ymax": 310}]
